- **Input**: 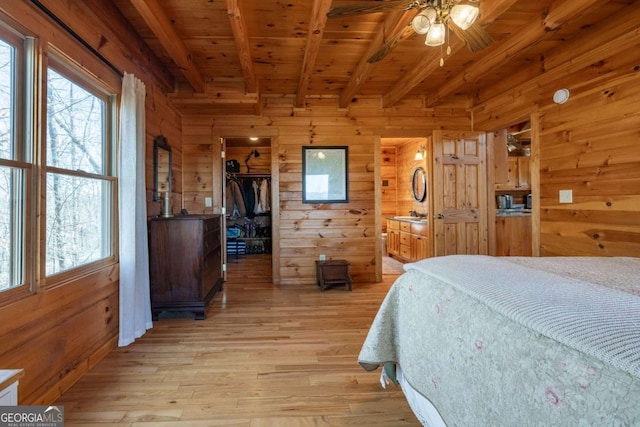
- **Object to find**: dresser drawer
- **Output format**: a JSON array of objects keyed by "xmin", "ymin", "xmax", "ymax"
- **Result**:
[
  {"xmin": 400, "ymin": 222, "xmax": 411, "ymax": 232},
  {"xmin": 400, "ymin": 232, "xmax": 411, "ymax": 246},
  {"xmin": 400, "ymin": 244, "xmax": 411, "ymax": 259},
  {"xmin": 411, "ymin": 222, "xmax": 428, "ymax": 236}
]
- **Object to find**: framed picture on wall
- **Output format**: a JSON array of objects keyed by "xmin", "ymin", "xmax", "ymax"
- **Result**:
[{"xmin": 302, "ymin": 146, "xmax": 349, "ymax": 203}]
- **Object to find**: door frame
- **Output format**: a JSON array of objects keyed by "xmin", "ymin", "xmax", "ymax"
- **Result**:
[{"xmin": 220, "ymin": 136, "xmax": 280, "ymax": 284}]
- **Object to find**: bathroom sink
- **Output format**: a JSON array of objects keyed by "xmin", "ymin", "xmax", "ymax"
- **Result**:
[{"xmin": 393, "ymin": 216, "xmax": 427, "ymax": 221}]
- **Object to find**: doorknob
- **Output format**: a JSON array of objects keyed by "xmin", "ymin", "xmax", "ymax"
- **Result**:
[{"xmin": 435, "ymin": 213, "xmax": 444, "ymax": 219}]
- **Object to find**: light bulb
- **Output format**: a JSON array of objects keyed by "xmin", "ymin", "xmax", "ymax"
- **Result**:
[
  {"xmin": 425, "ymin": 23, "xmax": 445, "ymax": 46},
  {"xmin": 450, "ymin": 4, "xmax": 479, "ymax": 30}
]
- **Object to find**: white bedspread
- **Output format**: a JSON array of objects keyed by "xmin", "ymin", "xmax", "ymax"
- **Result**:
[
  {"xmin": 359, "ymin": 256, "xmax": 640, "ymax": 426},
  {"xmin": 405, "ymin": 255, "xmax": 640, "ymax": 378}
]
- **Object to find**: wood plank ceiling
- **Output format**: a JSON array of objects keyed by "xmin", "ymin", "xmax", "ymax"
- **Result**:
[{"xmin": 111, "ymin": 0, "xmax": 636, "ymax": 116}]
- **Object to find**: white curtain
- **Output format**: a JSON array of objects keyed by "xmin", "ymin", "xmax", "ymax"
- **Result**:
[{"xmin": 118, "ymin": 73, "xmax": 152, "ymax": 346}]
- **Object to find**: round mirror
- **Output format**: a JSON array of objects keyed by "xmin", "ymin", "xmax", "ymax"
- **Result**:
[{"xmin": 412, "ymin": 167, "xmax": 427, "ymax": 202}]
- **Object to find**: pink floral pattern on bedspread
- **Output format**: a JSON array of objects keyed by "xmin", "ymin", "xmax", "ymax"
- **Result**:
[{"xmin": 358, "ymin": 256, "xmax": 640, "ymax": 427}]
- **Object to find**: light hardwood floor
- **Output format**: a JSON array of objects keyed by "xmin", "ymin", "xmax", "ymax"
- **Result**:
[{"xmin": 55, "ymin": 254, "xmax": 420, "ymax": 426}]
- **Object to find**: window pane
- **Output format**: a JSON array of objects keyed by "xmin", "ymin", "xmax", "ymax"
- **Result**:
[
  {"xmin": 47, "ymin": 68, "xmax": 105, "ymax": 174},
  {"xmin": 46, "ymin": 173, "xmax": 111, "ymax": 275},
  {"xmin": 0, "ymin": 166, "xmax": 25, "ymax": 291},
  {"xmin": 0, "ymin": 38, "xmax": 14, "ymax": 160}
]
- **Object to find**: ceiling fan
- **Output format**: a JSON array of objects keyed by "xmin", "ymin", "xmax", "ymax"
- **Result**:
[{"xmin": 327, "ymin": 0, "xmax": 492, "ymax": 63}]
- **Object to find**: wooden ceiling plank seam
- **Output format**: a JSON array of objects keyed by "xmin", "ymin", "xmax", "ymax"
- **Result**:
[
  {"xmin": 382, "ymin": 0, "xmax": 518, "ymax": 108},
  {"xmin": 338, "ymin": 9, "xmax": 416, "ymax": 109},
  {"xmin": 295, "ymin": 0, "xmax": 333, "ymax": 108},
  {"xmin": 130, "ymin": 0, "xmax": 205, "ymax": 92},
  {"xmin": 227, "ymin": 0, "xmax": 258, "ymax": 95}
]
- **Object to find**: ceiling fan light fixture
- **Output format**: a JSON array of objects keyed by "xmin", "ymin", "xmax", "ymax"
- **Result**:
[
  {"xmin": 411, "ymin": 8, "xmax": 437, "ymax": 35},
  {"xmin": 449, "ymin": 4, "xmax": 479, "ymax": 30},
  {"xmin": 425, "ymin": 22, "xmax": 446, "ymax": 46}
]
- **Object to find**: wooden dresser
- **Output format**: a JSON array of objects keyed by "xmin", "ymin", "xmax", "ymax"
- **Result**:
[{"xmin": 148, "ymin": 215, "xmax": 223, "ymax": 320}]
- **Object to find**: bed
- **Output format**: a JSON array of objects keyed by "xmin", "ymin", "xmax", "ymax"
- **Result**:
[{"xmin": 359, "ymin": 255, "xmax": 640, "ymax": 426}]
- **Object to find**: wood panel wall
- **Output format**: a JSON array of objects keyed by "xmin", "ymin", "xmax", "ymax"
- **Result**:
[
  {"xmin": 474, "ymin": 27, "xmax": 640, "ymax": 257},
  {"xmin": 395, "ymin": 138, "xmax": 429, "ymax": 219},
  {"xmin": 537, "ymin": 81, "xmax": 640, "ymax": 256},
  {"xmin": 0, "ymin": 0, "xmax": 182, "ymax": 404},
  {"xmin": 182, "ymin": 97, "xmax": 471, "ymax": 285}
]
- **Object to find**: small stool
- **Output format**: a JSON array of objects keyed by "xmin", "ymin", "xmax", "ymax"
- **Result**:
[{"xmin": 315, "ymin": 260, "xmax": 352, "ymax": 291}]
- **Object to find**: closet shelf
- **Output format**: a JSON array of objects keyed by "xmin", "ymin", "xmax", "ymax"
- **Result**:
[{"xmin": 230, "ymin": 172, "xmax": 271, "ymax": 178}]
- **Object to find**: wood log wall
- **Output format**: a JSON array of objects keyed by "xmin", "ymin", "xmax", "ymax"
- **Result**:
[
  {"xmin": 474, "ymin": 28, "xmax": 640, "ymax": 257},
  {"xmin": 0, "ymin": 0, "xmax": 182, "ymax": 404},
  {"xmin": 182, "ymin": 97, "xmax": 471, "ymax": 285},
  {"xmin": 395, "ymin": 138, "xmax": 430, "ymax": 219}
]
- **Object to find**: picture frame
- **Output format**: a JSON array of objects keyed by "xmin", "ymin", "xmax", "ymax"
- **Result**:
[{"xmin": 302, "ymin": 146, "xmax": 349, "ymax": 203}]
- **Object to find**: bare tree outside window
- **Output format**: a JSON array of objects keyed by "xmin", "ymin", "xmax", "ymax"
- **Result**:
[{"xmin": 45, "ymin": 68, "xmax": 111, "ymax": 276}]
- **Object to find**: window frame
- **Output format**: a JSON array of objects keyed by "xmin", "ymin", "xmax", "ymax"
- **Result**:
[
  {"xmin": 41, "ymin": 51, "xmax": 118, "ymax": 289},
  {"xmin": 0, "ymin": 22, "xmax": 35, "ymax": 304}
]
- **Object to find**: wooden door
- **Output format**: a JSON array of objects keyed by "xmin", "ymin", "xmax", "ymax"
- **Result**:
[{"xmin": 432, "ymin": 131, "xmax": 488, "ymax": 256}]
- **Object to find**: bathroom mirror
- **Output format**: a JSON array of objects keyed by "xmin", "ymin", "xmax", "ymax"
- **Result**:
[
  {"xmin": 153, "ymin": 135, "xmax": 172, "ymax": 201},
  {"xmin": 412, "ymin": 167, "xmax": 426, "ymax": 202}
]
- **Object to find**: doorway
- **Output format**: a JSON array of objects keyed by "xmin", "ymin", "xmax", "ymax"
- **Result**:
[{"xmin": 222, "ymin": 137, "xmax": 273, "ymax": 282}]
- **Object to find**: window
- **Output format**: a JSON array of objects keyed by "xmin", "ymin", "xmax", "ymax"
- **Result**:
[
  {"xmin": 0, "ymin": 31, "xmax": 28, "ymax": 293},
  {"xmin": 45, "ymin": 64, "xmax": 114, "ymax": 277},
  {"xmin": 0, "ymin": 19, "xmax": 118, "ymax": 300}
]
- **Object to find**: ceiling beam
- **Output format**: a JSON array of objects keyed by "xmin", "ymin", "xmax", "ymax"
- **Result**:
[
  {"xmin": 227, "ymin": 0, "xmax": 258, "ymax": 95},
  {"xmin": 30, "ymin": 0, "xmax": 175, "ymax": 92},
  {"xmin": 295, "ymin": 0, "xmax": 333, "ymax": 108},
  {"xmin": 425, "ymin": 0, "xmax": 604, "ymax": 108},
  {"xmin": 338, "ymin": 9, "xmax": 416, "ymax": 109},
  {"xmin": 382, "ymin": 0, "xmax": 519, "ymax": 108},
  {"xmin": 129, "ymin": 0, "xmax": 205, "ymax": 92}
]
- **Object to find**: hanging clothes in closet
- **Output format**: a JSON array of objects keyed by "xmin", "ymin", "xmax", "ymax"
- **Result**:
[
  {"xmin": 252, "ymin": 178, "xmax": 271, "ymax": 215},
  {"xmin": 226, "ymin": 174, "xmax": 270, "ymax": 219},
  {"xmin": 226, "ymin": 175, "xmax": 246, "ymax": 218}
]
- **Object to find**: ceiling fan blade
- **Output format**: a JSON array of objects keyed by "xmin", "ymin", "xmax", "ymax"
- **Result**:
[
  {"xmin": 367, "ymin": 24, "xmax": 415, "ymax": 63},
  {"xmin": 448, "ymin": 21, "xmax": 493, "ymax": 52},
  {"xmin": 327, "ymin": 0, "xmax": 413, "ymax": 18}
]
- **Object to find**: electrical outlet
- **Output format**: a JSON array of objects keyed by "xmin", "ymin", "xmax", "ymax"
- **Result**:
[
  {"xmin": 319, "ymin": 254, "xmax": 326, "ymax": 261},
  {"xmin": 559, "ymin": 189, "xmax": 573, "ymax": 204},
  {"xmin": 205, "ymin": 197, "xmax": 212, "ymax": 207}
]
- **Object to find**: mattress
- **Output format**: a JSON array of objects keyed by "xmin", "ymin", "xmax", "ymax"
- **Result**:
[{"xmin": 359, "ymin": 255, "xmax": 640, "ymax": 426}]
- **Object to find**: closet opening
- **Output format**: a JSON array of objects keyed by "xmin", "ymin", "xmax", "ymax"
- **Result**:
[{"xmin": 223, "ymin": 137, "xmax": 273, "ymax": 283}]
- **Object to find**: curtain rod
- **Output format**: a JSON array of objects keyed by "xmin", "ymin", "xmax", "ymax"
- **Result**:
[{"xmin": 30, "ymin": 0, "xmax": 124, "ymax": 78}]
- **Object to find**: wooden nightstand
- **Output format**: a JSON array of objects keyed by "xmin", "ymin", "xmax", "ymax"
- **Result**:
[{"xmin": 315, "ymin": 260, "xmax": 352, "ymax": 291}]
